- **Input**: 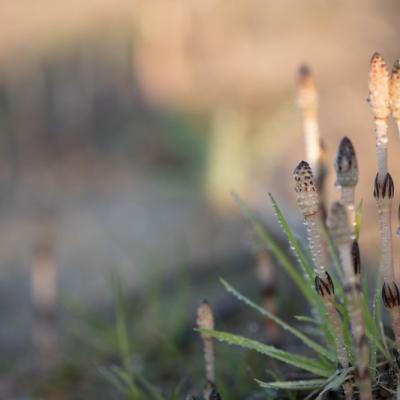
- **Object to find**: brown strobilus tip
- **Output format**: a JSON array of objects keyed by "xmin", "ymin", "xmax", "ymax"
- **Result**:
[
  {"xmin": 293, "ymin": 160, "xmax": 319, "ymax": 217},
  {"xmin": 335, "ymin": 137, "xmax": 358, "ymax": 188},
  {"xmin": 297, "ymin": 64, "xmax": 317, "ymax": 113}
]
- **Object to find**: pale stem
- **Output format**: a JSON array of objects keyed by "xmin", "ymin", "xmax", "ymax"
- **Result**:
[
  {"xmin": 397, "ymin": 120, "xmax": 400, "ymax": 139},
  {"xmin": 338, "ymin": 246, "xmax": 372, "ymax": 400},
  {"xmin": 324, "ymin": 299, "xmax": 349, "ymax": 369},
  {"xmin": 203, "ymin": 338, "xmax": 215, "ymax": 384},
  {"xmin": 340, "ymin": 187, "xmax": 356, "ymax": 239},
  {"xmin": 389, "ymin": 308, "xmax": 400, "ymax": 351},
  {"xmin": 375, "ymin": 119, "xmax": 388, "ymax": 181},
  {"xmin": 304, "ymin": 213, "xmax": 327, "ymax": 275},
  {"xmin": 377, "ymin": 207, "xmax": 395, "ymax": 283},
  {"xmin": 303, "ymin": 117, "xmax": 320, "ymax": 173}
]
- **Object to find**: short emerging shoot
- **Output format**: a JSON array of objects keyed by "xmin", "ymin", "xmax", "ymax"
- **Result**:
[{"xmin": 197, "ymin": 301, "xmax": 216, "ymax": 399}]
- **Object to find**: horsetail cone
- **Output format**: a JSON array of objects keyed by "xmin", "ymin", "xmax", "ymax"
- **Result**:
[
  {"xmin": 368, "ymin": 52, "xmax": 390, "ymax": 120},
  {"xmin": 197, "ymin": 301, "xmax": 215, "ymax": 384},
  {"xmin": 390, "ymin": 59, "xmax": 400, "ymax": 136},
  {"xmin": 294, "ymin": 161, "xmax": 319, "ymax": 217},
  {"xmin": 369, "ymin": 53, "xmax": 390, "ymax": 180},
  {"xmin": 335, "ymin": 137, "xmax": 358, "ymax": 188}
]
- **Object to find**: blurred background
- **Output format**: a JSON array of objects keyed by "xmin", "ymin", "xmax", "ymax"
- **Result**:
[{"xmin": 1, "ymin": 0, "xmax": 400, "ymax": 398}]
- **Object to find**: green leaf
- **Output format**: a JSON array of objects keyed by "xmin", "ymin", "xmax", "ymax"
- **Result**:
[
  {"xmin": 294, "ymin": 315, "xmax": 318, "ymax": 324},
  {"xmin": 315, "ymin": 369, "xmax": 349, "ymax": 400},
  {"xmin": 220, "ymin": 278, "xmax": 336, "ymax": 362},
  {"xmin": 199, "ymin": 329, "xmax": 334, "ymax": 377},
  {"xmin": 256, "ymin": 378, "xmax": 326, "ymax": 390},
  {"xmin": 112, "ymin": 275, "xmax": 132, "ymax": 373},
  {"xmin": 232, "ymin": 193, "xmax": 313, "ymax": 303}
]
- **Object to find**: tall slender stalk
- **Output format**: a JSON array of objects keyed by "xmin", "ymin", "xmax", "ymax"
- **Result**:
[
  {"xmin": 374, "ymin": 173, "xmax": 395, "ymax": 283},
  {"xmin": 327, "ymin": 202, "xmax": 372, "ymax": 400},
  {"xmin": 297, "ymin": 65, "xmax": 327, "ymax": 218},
  {"xmin": 293, "ymin": 161, "xmax": 351, "ymax": 399},
  {"xmin": 368, "ymin": 52, "xmax": 391, "ymax": 182},
  {"xmin": 390, "ymin": 59, "xmax": 400, "ymax": 137},
  {"xmin": 297, "ymin": 66, "xmax": 320, "ymax": 174},
  {"xmin": 334, "ymin": 137, "xmax": 358, "ymax": 238},
  {"xmin": 373, "ymin": 173, "xmax": 400, "ymax": 351}
]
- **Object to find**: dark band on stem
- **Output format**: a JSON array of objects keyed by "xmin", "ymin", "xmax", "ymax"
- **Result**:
[
  {"xmin": 373, "ymin": 173, "xmax": 394, "ymax": 200},
  {"xmin": 315, "ymin": 272, "xmax": 335, "ymax": 297},
  {"xmin": 382, "ymin": 282, "xmax": 400, "ymax": 309},
  {"xmin": 351, "ymin": 240, "xmax": 361, "ymax": 275}
]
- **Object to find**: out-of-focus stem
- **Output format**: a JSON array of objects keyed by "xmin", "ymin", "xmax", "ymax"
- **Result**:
[
  {"xmin": 368, "ymin": 53, "xmax": 390, "ymax": 183},
  {"xmin": 327, "ymin": 202, "xmax": 372, "ymax": 399},
  {"xmin": 297, "ymin": 65, "xmax": 320, "ymax": 174},
  {"xmin": 197, "ymin": 302, "xmax": 215, "ymax": 388},
  {"xmin": 390, "ymin": 59, "xmax": 400, "ymax": 137},
  {"xmin": 334, "ymin": 136, "xmax": 358, "ymax": 238},
  {"xmin": 378, "ymin": 207, "xmax": 394, "ymax": 283},
  {"xmin": 341, "ymin": 187, "xmax": 356, "ymax": 236}
]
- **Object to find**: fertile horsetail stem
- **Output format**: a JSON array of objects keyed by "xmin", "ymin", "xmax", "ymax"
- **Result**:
[
  {"xmin": 334, "ymin": 137, "xmax": 358, "ymax": 237},
  {"xmin": 368, "ymin": 53, "xmax": 390, "ymax": 181},
  {"xmin": 294, "ymin": 161, "xmax": 351, "ymax": 398},
  {"xmin": 294, "ymin": 161, "xmax": 325, "ymax": 275},
  {"xmin": 373, "ymin": 173, "xmax": 400, "ymax": 350},
  {"xmin": 197, "ymin": 301, "xmax": 216, "ymax": 393},
  {"xmin": 390, "ymin": 59, "xmax": 400, "ymax": 137},
  {"xmin": 327, "ymin": 202, "xmax": 372, "ymax": 400}
]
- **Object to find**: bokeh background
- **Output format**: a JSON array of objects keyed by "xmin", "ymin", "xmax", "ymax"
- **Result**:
[{"xmin": 1, "ymin": 1, "xmax": 400, "ymax": 398}]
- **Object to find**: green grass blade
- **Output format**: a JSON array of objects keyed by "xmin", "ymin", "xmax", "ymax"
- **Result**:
[
  {"xmin": 112, "ymin": 275, "xmax": 133, "ymax": 374},
  {"xmin": 232, "ymin": 193, "xmax": 313, "ymax": 303},
  {"xmin": 256, "ymin": 378, "xmax": 326, "ymax": 390},
  {"xmin": 294, "ymin": 315, "xmax": 317, "ymax": 324},
  {"xmin": 199, "ymin": 329, "xmax": 334, "ymax": 377},
  {"xmin": 315, "ymin": 369, "xmax": 349, "ymax": 400},
  {"xmin": 220, "ymin": 278, "xmax": 336, "ymax": 362},
  {"xmin": 268, "ymin": 193, "xmax": 315, "ymax": 282}
]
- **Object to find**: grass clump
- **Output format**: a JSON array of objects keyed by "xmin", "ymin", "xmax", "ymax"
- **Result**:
[{"xmin": 196, "ymin": 53, "xmax": 400, "ymax": 400}]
